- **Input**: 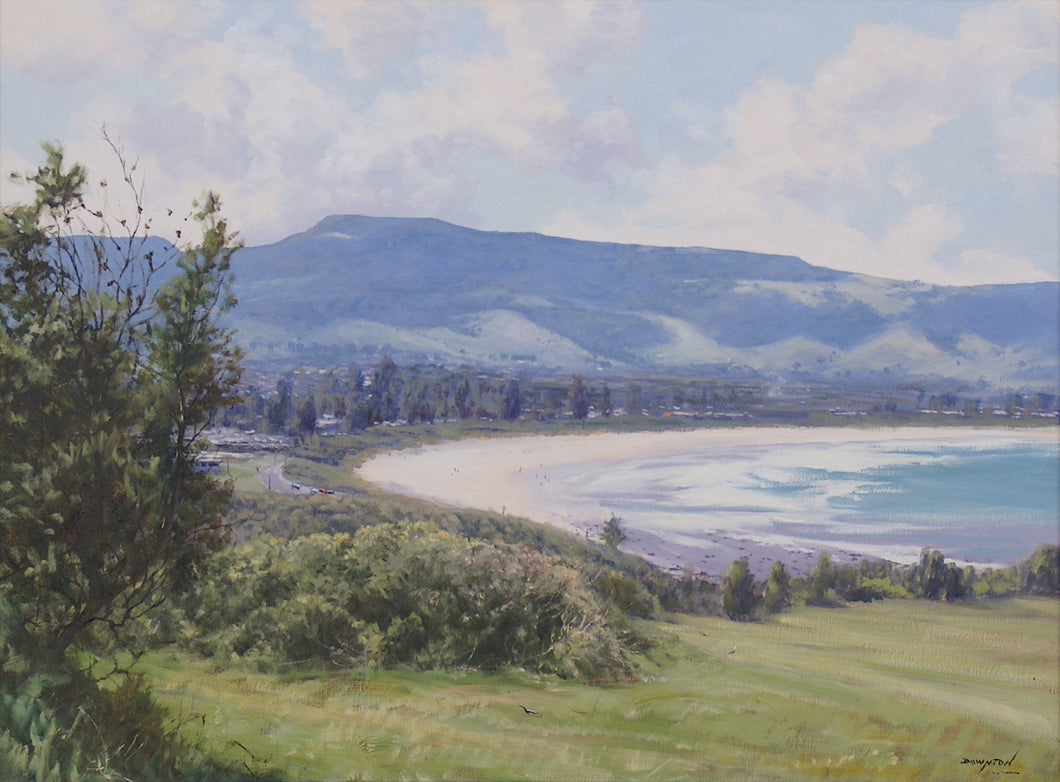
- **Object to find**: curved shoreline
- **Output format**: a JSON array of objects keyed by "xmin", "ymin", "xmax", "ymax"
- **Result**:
[{"xmin": 356, "ymin": 426, "xmax": 1058, "ymax": 577}]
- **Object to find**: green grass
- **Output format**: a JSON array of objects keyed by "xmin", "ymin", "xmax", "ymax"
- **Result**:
[
  {"xmin": 224, "ymin": 453, "xmax": 274, "ymax": 495},
  {"xmin": 283, "ymin": 456, "xmax": 368, "ymax": 493},
  {"xmin": 217, "ymin": 452, "xmax": 366, "ymax": 497},
  {"xmin": 144, "ymin": 598, "xmax": 1058, "ymax": 781},
  {"xmin": 206, "ymin": 424, "xmax": 1057, "ymax": 779}
]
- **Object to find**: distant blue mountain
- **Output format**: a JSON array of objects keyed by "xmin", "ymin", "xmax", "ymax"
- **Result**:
[{"xmin": 227, "ymin": 215, "xmax": 1059, "ymax": 390}]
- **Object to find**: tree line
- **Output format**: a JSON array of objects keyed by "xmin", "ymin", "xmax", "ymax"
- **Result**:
[
  {"xmin": 715, "ymin": 544, "xmax": 1060, "ymax": 621},
  {"xmin": 236, "ymin": 361, "xmax": 773, "ymax": 435},
  {"xmin": 229, "ymin": 361, "xmax": 1059, "ymax": 437},
  {"xmin": 255, "ymin": 362, "xmax": 620, "ymax": 432}
]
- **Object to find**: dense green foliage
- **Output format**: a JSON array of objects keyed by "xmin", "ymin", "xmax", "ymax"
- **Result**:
[
  {"xmin": 0, "ymin": 144, "xmax": 241, "ymax": 666},
  {"xmin": 222, "ymin": 487, "xmax": 721, "ymax": 620},
  {"xmin": 1017, "ymin": 542, "xmax": 1060, "ymax": 595},
  {"xmin": 0, "ymin": 592, "xmax": 238, "ymax": 781},
  {"xmin": 177, "ymin": 523, "xmax": 639, "ymax": 680},
  {"xmin": 1, "ymin": 145, "xmax": 245, "ymax": 780}
]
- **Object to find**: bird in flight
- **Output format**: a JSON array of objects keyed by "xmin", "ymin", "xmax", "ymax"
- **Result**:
[
  {"xmin": 519, "ymin": 705, "xmax": 538, "ymax": 715},
  {"xmin": 727, "ymin": 645, "xmax": 737, "ymax": 655}
]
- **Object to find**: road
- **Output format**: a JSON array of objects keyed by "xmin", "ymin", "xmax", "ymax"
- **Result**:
[
  {"xmin": 259, "ymin": 461, "xmax": 337, "ymax": 497},
  {"xmin": 260, "ymin": 462, "xmax": 301, "ymax": 495}
]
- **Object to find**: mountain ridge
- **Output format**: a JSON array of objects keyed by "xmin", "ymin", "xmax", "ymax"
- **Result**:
[{"xmin": 227, "ymin": 215, "xmax": 1059, "ymax": 390}]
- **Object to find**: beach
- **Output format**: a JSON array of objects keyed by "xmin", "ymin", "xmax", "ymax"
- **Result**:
[{"xmin": 356, "ymin": 426, "xmax": 1059, "ymax": 577}]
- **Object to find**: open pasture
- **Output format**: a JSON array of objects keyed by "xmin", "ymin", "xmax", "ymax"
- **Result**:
[{"xmin": 145, "ymin": 598, "xmax": 1058, "ymax": 781}]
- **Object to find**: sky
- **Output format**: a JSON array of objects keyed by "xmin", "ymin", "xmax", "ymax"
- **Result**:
[{"xmin": 1, "ymin": 0, "xmax": 1057, "ymax": 286}]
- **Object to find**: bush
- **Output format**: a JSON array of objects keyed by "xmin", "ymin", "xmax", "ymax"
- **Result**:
[
  {"xmin": 179, "ymin": 523, "xmax": 638, "ymax": 680},
  {"xmin": 594, "ymin": 570, "xmax": 653, "ymax": 617},
  {"xmin": 602, "ymin": 514, "xmax": 627, "ymax": 548},
  {"xmin": 0, "ymin": 612, "xmax": 238, "ymax": 781},
  {"xmin": 842, "ymin": 577, "xmax": 911, "ymax": 602},
  {"xmin": 1019, "ymin": 544, "xmax": 1060, "ymax": 596},
  {"xmin": 0, "ymin": 671, "xmax": 83, "ymax": 782}
]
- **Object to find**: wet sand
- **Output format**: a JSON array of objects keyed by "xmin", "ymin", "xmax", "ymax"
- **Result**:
[{"xmin": 356, "ymin": 426, "xmax": 1058, "ymax": 578}]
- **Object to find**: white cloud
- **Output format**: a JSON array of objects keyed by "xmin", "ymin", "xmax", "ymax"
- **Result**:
[
  {"xmin": 543, "ymin": 141, "xmax": 1036, "ymax": 285},
  {"xmin": 951, "ymin": 248, "xmax": 1057, "ymax": 286},
  {"xmin": 410, "ymin": 1, "xmax": 645, "ymax": 179},
  {"xmin": 1, "ymin": 0, "xmax": 1055, "ymax": 286},
  {"xmin": 0, "ymin": 144, "xmax": 37, "ymax": 204},
  {"xmin": 546, "ymin": 1, "xmax": 1059, "ymax": 285},
  {"xmin": 11, "ymin": 0, "xmax": 647, "ymax": 244},
  {"xmin": 726, "ymin": 3, "xmax": 1057, "ymax": 195},
  {"xmin": 0, "ymin": 0, "xmax": 202, "ymax": 82},
  {"xmin": 483, "ymin": 0, "xmax": 644, "ymax": 74},
  {"xmin": 995, "ymin": 95, "xmax": 1059, "ymax": 176},
  {"xmin": 298, "ymin": 0, "xmax": 426, "ymax": 78}
]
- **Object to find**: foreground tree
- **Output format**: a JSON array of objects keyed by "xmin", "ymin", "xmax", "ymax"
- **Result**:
[{"xmin": 0, "ymin": 143, "xmax": 242, "ymax": 668}]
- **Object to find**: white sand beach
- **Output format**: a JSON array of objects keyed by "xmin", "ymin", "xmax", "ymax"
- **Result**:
[{"xmin": 356, "ymin": 426, "xmax": 1059, "ymax": 577}]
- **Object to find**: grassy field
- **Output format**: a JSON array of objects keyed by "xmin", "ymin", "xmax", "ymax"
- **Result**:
[
  {"xmin": 144, "ymin": 598, "xmax": 1058, "ymax": 781},
  {"xmin": 222, "ymin": 453, "xmax": 273, "ymax": 495},
  {"xmin": 199, "ymin": 424, "xmax": 1058, "ymax": 780}
]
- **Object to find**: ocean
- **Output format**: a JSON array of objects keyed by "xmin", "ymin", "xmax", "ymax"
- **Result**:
[{"xmin": 552, "ymin": 438, "xmax": 1060, "ymax": 567}]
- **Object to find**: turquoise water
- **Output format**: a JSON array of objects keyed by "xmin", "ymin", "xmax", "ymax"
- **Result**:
[
  {"xmin": 766, "ymin": 446, "xmax": 1059, "ymax": 562},
  {"xmin": 574, "ymin": 439, "xmax": 1059, "ymax": 566}
]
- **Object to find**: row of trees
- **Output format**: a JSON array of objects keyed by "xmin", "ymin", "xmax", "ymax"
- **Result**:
[
  {"xmin": 717, "ymin": 544, "xmax": 1060, "ymax": 621},
  {"xmin": 578, "ymin": 515, "xmax": 1057, "ymax": 622},
  {"xmin": 254, "ymin": 363, "xmax": 611, "ymax": 433},
  {"xmin": 243, "ymin": 360, "xmax": 1060, "ymax": 436},
  {"xmin": 237, "ymin": 363, "xmax": 775, "ymax": 434}
]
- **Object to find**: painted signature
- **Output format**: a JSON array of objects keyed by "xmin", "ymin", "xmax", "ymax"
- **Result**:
[{"xmin": 959, "ymin": 751, "xmax": 1020, "ymax": 775}]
